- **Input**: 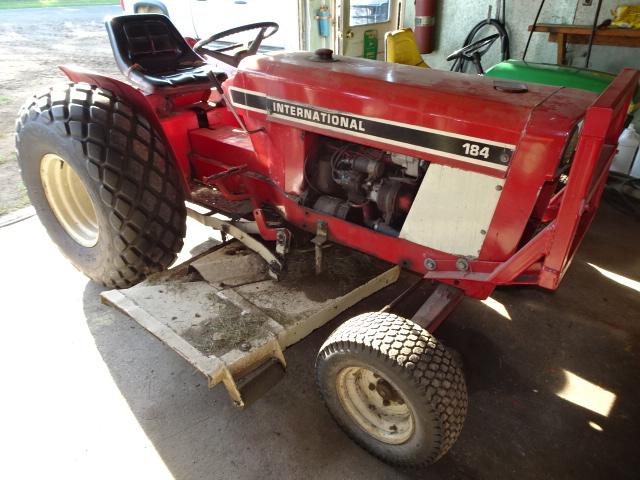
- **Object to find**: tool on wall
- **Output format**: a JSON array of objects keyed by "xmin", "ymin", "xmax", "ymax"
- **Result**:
[{"xmin": 584, "ymin": 0, "xmax": 603, "ymax": 68}]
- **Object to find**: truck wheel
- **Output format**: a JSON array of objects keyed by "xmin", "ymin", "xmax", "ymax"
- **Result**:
[
  {"xmin": 315, "ymin": 312, "xmax": 468, "ymax": 467},
  {"xmin": 15, "ymin": 83, "xmax": 186, "ymax": 288}
]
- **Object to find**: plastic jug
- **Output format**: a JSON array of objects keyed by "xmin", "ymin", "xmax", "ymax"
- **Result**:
[
  {"xmin": 630, "ymin": 144, "xmax": 640, "ymax": 178},
  {"xmin": 611, "ymin": 124, "xmax": 640, "ymax": 174}
]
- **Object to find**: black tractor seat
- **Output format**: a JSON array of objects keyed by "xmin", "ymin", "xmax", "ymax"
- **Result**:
[{"xmin": 106, "ymin": 14, "xmax": 227, "ymax": 95}]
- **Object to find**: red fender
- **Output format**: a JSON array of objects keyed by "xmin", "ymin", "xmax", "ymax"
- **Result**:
[
  {"xmin": 415, "ymin": 0, "xmax": 436, "ymax": 54},
  {"xmin": 58, "ymin": 65, "xmax": 193, "ymax": 192}
]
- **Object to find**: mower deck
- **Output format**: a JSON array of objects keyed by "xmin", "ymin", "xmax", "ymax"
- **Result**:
[{"xmin": 101, "ymin": 240, "xmax": 399, "ymax": 407}]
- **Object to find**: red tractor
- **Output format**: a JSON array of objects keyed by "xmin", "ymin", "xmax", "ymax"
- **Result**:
[{"xmin": 15, "ymin": 15, "xmax": 638, "ymax": 467}]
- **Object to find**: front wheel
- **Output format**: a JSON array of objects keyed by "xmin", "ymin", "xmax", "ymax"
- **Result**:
[
  {"xmin": 15, "ymin": 83, "xmax": 186, "ymax": 288},
  {"xmin": 316, "ymin": 312, "xmax": 468, "ymax": 467}
]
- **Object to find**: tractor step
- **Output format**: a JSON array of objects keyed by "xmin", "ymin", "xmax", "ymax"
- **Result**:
[{"xmin": 101, "ymin": 240, "xmax": 399, "ymax": 408}]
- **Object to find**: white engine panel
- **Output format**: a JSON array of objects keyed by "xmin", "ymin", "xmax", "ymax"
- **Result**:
[{"xmin": 399, "ymin": 164, "xmax": 505, "ymax": 257}]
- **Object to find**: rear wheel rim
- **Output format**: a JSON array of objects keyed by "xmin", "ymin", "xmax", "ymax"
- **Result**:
[
  {"xmin": 40, "ymin": 154, "xmax": 99, "ymax": 248},
  {"xmin": 336, "ymin": 366, "xmax": 415, "ymax": 444}
]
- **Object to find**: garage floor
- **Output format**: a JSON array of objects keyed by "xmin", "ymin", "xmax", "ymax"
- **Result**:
[{"xmin": 1, "ymin": 199, "xmax": 638, "ymax": 480}]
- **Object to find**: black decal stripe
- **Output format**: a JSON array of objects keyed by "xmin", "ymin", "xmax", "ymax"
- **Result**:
[
  {"xmin": 230, "ymin": 90, "xmax": 267, "ymax": 111},
  {"xmin": 268, "ymin": 98, "xmax": 511, "ymax": 166},
  {"xmin": 229, "ymin": 88, "xmax": 513, "ymax": 168},
  {"xmin": 367, "ymin": 118, "xmax": 509, "ymax": 165}
]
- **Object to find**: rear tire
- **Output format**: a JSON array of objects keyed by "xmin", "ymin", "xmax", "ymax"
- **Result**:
[
  {"xmin": 316, "ymin": 312, "xmax": 468, "ymax": 467},
  {"xmin": 15, "ymin": 83, "xmax": 186, "ymax": 288}
]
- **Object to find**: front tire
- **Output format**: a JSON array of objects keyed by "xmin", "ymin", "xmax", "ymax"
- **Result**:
[
  {"xmin": 316, "ymin": 312, "xmax": 468, "ymax": 467},
  {"xmin": 16, "ymin": 83, "xmax": 186, "ymax": 288}
]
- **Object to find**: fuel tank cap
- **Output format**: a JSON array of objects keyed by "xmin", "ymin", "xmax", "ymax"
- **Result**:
[
  {"xmin": 310, "ymin": 48, "xmax": 338, "ymax": 62},
  {"xmin": 493, "ymin": 80, "xmax": 528, "ymax": 93}
]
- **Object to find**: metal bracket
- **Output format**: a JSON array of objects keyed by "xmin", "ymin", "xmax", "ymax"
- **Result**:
[
  {"xmin": 411, "ymin": 282, "xmax": 465, "ymax": 333},
  {"xmin": 187, "ymin": 207, "xmax": 284, "ymax": 279},
  {"xmin": 275, "ymin": 229, "xmax": 291, "ymax": 257},
  {"xmin": 253, "ymin": 208, "xmax": 291, "ymax": 258},
  {"xmin": 235, "ymin": 357, "xmax": 286, "ymax": 409},
  {"xmin": 311, "ymin": 219, "xmax": 328, "ymax": 275}
]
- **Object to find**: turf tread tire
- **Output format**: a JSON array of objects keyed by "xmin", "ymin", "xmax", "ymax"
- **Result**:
[
  {"xmin": 316, "ymin": 312, "xmax": 468, "ymax": 468},
  {"xmin": 15, "ymin": 83, "xmax": 186, "ymax": 288}
]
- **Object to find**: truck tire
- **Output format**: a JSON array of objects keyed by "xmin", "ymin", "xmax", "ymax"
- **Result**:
[
  {"xmin": 316, "ymin": 312, "xmax": 468, "ymax": 467},
  {"xmin": 15, "ymin": 83, "xmax": 186, "ymax": 288}
]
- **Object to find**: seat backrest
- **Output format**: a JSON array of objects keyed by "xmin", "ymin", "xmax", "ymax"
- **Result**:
[
  {"xmin": 385, "ymin": 28, "xmax": 429, "ymax": 68},
  {"xmin": 106, "ymin": 14, "xmax": 204, "ymax": 76}
]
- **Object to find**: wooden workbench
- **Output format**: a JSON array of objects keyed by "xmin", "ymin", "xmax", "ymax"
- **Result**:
[{"xmin": 528, "ymin": 23, "xmax": 640, "ymax": 65}]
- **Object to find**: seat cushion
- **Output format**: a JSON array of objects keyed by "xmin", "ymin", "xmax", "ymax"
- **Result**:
[{"xmin": 106, "ymin": 14, "xmax": 222, "ymax": 94}]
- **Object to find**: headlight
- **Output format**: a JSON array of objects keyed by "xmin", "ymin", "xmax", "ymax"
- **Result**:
[{"xmin": 558, "ymin": 120, "xmax": 583, "ymax": 176}]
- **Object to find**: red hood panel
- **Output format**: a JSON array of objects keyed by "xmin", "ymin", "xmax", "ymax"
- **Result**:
[{"xmin": 228, "ymin": 52, "xmax": 591, "ymax": 148}]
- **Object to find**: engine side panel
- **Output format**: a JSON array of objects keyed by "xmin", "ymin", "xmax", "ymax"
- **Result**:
[{"xmin": 399, "ymin": 165, "xmax": 505, "ymax": 257}]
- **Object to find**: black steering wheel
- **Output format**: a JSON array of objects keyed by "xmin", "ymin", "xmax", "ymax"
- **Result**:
[
  {"xmin": 194, "ymin": 22, "xmax": 279, "ymax": 68},
  {"xmin": 446, "ymin": 33, "xmax": 500, "ymax": 74}
]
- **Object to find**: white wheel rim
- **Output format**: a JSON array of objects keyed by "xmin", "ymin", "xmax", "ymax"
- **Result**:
[
  {"xmin": 40, "ymin": 154, "xmax": 99, "ymax": 247},
  {"xmin": 336, "ymin": 366, "xmax": 415, "ymax": 445}
]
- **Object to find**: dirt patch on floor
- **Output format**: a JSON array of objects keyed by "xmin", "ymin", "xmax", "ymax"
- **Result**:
[{"xmin": 0, "ymin": 6, "xmax": 123, "ymax": 214}]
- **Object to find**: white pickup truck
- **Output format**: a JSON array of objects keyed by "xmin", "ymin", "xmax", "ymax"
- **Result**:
[{"xmin": 120, "ymin": 0, "xmax": 300, "ymax": 50}]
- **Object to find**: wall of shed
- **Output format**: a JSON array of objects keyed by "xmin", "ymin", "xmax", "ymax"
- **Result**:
[{"xmin": 402, "ymin": 0, "xmax": 640, "ymax": 74}]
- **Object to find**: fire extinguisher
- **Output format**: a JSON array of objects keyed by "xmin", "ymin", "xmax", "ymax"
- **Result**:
[
  {"xmin": 415, "ymin": 0, "xmax": 436, "ymax": 54},
  {"xmin": 316, "ymin": 5, "xmax": 332, "ymax": 38}
]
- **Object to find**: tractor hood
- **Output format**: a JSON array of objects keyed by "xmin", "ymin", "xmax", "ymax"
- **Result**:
[{"xmin": 226, "ymin": 51, "xmax": 594, "ymax": 176}]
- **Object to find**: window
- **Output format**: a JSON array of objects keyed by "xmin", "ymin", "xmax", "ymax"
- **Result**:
[{"xmin": 349, "ymin": 1, "xmax": 390, "ymax": 26}]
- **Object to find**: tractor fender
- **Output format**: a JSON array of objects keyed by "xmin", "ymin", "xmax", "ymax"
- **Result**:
[{"xmin": 58, "ymin": 65, "xmax": 191, "ymax": 192}]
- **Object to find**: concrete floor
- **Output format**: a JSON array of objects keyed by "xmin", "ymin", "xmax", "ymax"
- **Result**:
[{"xmin": 1, "ymin": 200, "xmax": 638, "ymax": 480}]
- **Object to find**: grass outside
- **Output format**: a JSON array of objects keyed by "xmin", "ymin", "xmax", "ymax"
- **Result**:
[
  {"xmin": 0, "ymin": 153, "xmax": 28, "ymax": 216},
  {"xmin": 0, "ymin": 187, "xmax": 28, "ymax": 216},
  {"xmin": 0, "ymin": 152, "xmax": 16, "ymax": 166},
  {"xmin": 0, "ymin": 0, "xmax": 118, "ymax": 9}
]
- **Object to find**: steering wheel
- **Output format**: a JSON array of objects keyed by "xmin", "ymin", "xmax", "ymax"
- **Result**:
[
  {"xmin": 446, "ymin": 33, "xmax": 500, "ymax": 74},
  {"xmin": 194, "ymin": 22, "xmax": 279, "ymax": 68}
]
